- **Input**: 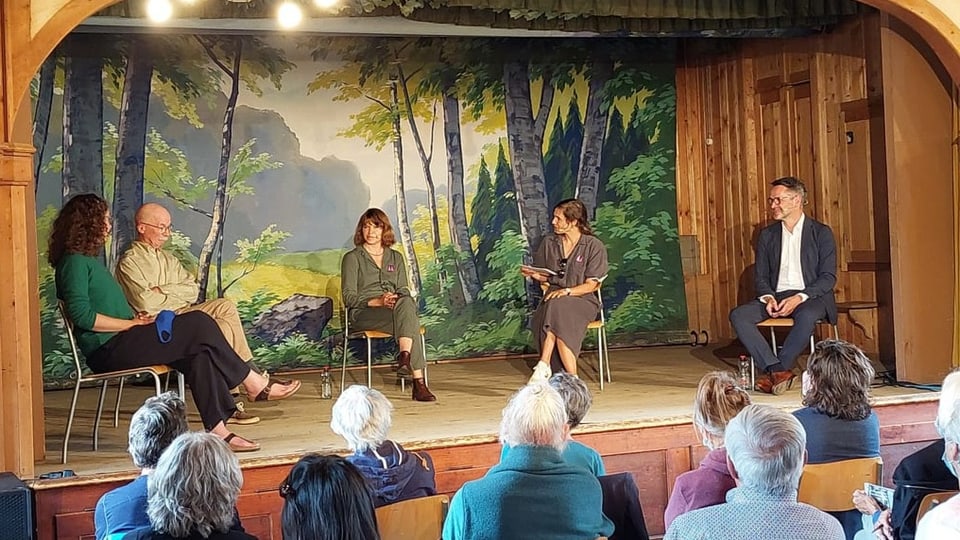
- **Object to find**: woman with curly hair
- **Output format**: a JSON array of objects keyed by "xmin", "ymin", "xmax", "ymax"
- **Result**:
[
  {"xmin": 793, "ymin": 339, "xmax": 879, "ymax": 540},
  {"xmin": 51, "ymin": 194, "xmax": 301, "ymax": 452}
]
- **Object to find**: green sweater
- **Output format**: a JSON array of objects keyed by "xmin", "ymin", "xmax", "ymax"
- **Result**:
[
  {"xmin": 56, "ymin": 253, "xmax": 135, "ymax": 358},
  {"xmin": 340, "ymin": 247, "xmax": 411, "ymax": 309}
]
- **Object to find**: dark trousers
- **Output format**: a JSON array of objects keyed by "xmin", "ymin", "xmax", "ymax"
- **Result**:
[
  {"xmin": 87, "ymin": 311, "xmax": 251, "ymax": 430},
  {"xmin": 350, "ymin": 296, "xmax": 425, "ymax": 370},
  {"xmin": 729, "ymin": 290, "xmax": 828, "ymax": 371}
]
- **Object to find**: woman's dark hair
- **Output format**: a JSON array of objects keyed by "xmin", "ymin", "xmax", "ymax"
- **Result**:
[
  {"xmin": 802, "ymin": 339, "xmax": 875, "ymax": 421},
  {"xmin": 280, "ymin": 454, "xmax": 380, "ymax": 540},
  {"xmin": 554, "ymin": 198, "xmax": 593, "ymax": 235},
  {"xmin": 352, "ymin": 208, "xmax": 396, "ymax": 248},
  {"xmin": 48, "ymin": 194, "xmax": 109, "ymax": 266}
]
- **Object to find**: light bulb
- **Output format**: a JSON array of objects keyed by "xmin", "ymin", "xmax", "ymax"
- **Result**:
[
  {"xmin": 313, "ymin": 0, "xmax": 338, "ymax": 8},
  {"xmin": 146, "ymin": 0, "xmax": 173, "ymax": 22},
  {"xmin": 277, "ymin": 1, "xmax": 303, "ymax": 28}
]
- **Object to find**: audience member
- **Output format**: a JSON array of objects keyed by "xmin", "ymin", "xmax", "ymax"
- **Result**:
[
  {"xmin": 443, "ymin": 383, "xmax": 614, "ymax": 540},
  {"xmin": 329, "ymin": 385, "xmax": 436, "ymax": 507},
  {"xmin": 915, "ymin": 371, "xmax": 960, "ymax": 539},
  {"xmin": 95, "ymin": 392, "xmax": 188, "ymax": 540},
  {"xmin": 279, "ymin": 454, "xmax": 380, "ymax": 540},
  {"xmin": 853, "ymin": 372, "xmax": 959, "ymax": 540},
  {"xmin": 665, "ymin": 404, "xmax": 844, "ymax": 540},
  {"xmin": 794, "ymin": 339, "xmax": 879, "ymax": 539},
  {"xmin": 664, "ymin": 371, "xmax": 751, "ymax": 529},
  {"xmin": 501, "ymin": 373, "xmax": 605, "ymax": 476},
  {"xmin": 122, "ymin": 432, "xmax": 254, "ymax": 539}
]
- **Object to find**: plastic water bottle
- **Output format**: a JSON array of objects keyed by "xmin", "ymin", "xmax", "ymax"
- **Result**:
[
  {"xmin": 320, "ymin": 367, "xmax": 333, "ymax": 399},
  {"xmin": 738, "ymin": 355, "xmax": 753, "ymax": 391}
]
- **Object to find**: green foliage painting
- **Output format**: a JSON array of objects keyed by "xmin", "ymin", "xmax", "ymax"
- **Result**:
[{"xmin": 34, "ymin": 34, "xmax": 686, "ymax": 385}]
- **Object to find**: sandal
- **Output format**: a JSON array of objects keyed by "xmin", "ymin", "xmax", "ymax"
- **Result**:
[
  {"xmin": 223, "ymin": 432, "xmax": 261, "ymax": 453},
  {"xmin": 252, "ymin": 379, "xmax": 302, "ymax": 402}
]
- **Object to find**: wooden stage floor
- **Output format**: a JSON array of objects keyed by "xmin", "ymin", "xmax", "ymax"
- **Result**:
[{"xmin": 37, "ymin": 344, "xmax": 935, "ymax": 478}]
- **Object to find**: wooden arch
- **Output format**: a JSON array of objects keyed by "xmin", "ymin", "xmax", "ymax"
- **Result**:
[{"xmin": 0, "ymin": 0, "xmax": 958, "ymax": 476}]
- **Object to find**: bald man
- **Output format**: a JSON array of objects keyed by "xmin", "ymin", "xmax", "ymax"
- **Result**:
[{"xmin": 116, "ymin": 203, "xmax": 261, "ymax": 425}]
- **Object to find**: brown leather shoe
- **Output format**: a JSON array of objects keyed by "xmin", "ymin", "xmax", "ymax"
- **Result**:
[
  {"xmin": 770, "ymin": 370, "xmax": 797, "ymax": 395},
  {"xmin": 755, "ymin": 374, "xmax": 774, "ymax": 394},
  {"xmin": 226, "ymin": 402, "xmax": 260, "ymax": 425},
  {"xmin": 397, "ymin": 351, "xmax": 412, "ymax": 378},
  {"xmin": 412, "ymin": 378, "xmax": 436, "ymax": 402}
]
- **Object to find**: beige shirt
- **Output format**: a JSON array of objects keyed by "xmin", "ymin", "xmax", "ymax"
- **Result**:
[{"xmin": 115, "ymin": 240, "xmax": 199, "ymax": 314}]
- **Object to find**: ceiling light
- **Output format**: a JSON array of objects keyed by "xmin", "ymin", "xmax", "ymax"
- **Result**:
[
  {"xmin": 146, "ymin": 0, "xmax": 173, "ymax": 22},
  {"xmin": 277, "ymin": 1, "xmax": 303, "ymax": 28},
  {"xmin": 313, "ymin": 0, "xmax": 338, "ymax": 8}
]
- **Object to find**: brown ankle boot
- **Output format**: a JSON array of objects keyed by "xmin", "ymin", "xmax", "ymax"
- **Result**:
[
  {"xmin": 412, "ymin": 378, "xmax": 436, "ymax": 402},
  {"xmin": 397, "ymin": 351, "xmax": 412, "ymax": 378}
]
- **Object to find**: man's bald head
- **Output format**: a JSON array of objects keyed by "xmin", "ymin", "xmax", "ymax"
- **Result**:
[{"xmin": 135, "ymin": 203, "xmax": 172, "ymax": 249}]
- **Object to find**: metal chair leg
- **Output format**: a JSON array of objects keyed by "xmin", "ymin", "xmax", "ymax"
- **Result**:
[
  {"xmin": 177, "ymin": 372, "xmax": 186, "ymax": 406},
  {"xmin": 598, "ymin": 327, "xmax": 605, "ymax": 392},
  {"xmin": 341, "ymin": 335, "xmax": 349, "ymax": 393},
  {"xmin": 114, "ymin": 377, "xmax": 124, "ymax": 427},
  {"xmin": 366, "ymin": 336, "xmax": 373, "ymax": 387},
  {"xmin": 62, "ymin": 380, "xmax": 83, "ymax": 464},
  {"xmin": 93, "ymin": 380, "xmax": 109, "ymax": 451}
]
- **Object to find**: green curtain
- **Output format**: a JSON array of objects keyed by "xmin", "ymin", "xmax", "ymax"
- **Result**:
[{"xmin": 96, "ymin": 0, "xmax": 867, "ymax": 33}]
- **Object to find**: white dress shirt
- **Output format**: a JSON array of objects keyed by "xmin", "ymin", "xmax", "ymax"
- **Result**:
[{"xmin": 760, "ymin": 213, "xmax": 809, "ymax": 303}]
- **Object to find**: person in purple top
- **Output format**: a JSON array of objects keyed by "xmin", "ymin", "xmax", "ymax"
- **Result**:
[{"xmin": 664, "ymin": 371, "xmax": 752, "ymax": 529}]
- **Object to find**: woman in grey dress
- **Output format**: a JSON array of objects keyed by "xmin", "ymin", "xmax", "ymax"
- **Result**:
[{"xmin": 521, "ymin": 199, "xmax": 609, "ymax": 383}]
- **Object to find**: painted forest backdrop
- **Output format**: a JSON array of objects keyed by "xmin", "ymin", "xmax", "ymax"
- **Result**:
[{"xmin": 33, "ymin": 33, "xmax": 687, "ymax": 386}]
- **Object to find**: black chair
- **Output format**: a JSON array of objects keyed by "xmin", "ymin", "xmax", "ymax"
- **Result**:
[{"xmin": 598, "ymin": 472, "xmax": 650, "ymax": 540}]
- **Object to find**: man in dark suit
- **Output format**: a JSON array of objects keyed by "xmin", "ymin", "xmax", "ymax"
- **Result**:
[{"xmin": 729, "ymin": 176, "xmax": 837, "ymax": 394}]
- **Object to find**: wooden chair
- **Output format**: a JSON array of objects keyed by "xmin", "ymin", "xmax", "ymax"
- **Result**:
[
  {"xmin": 58, "ymin": 301, "xmax": 185, "ymax": 464},
  {"xmin": 340, "ymin": 306, "xmax": 428, "ymax": 394},
  {"xmin": 916, "ymin": 490, "xmax": 959, "ymax": 525},
  {"xmin": 756, "ymin": 317, "xmax": 839, "ymax": 356},
  {"xmin": 797, "ymin": 456, "xmax": 883, "ymax": 512},
  {"xmin": 375, "ymin": 494, "xmax": 450, "ymax": 540}
]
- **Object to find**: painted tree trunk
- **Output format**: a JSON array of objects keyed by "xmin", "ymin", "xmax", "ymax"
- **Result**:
[
  {"xmin": 502, "ymin": 60, "xmax": 551, "ymax": 308},
  {"xmin": 576, "ymin": 58, "xmax": 613, "ymax": 219},
  {"xmin": 62, "ymin": 52, "xmax": 103, "ymax": 201},
  {"xmin": 110, "ymin": 39, "xmax": 154, "ymax": 269},
  {"xmin": 442, "ymin": 87, "xmax": 481, "ymax": 304},
  {"xmin": 390, "ymin": 81, "xmax": 422, "ymax": 297},
  {"xmin": 397, "ymin": 65, "xmax": 441, "ymax": 255},
  {"xmin": 197, "ymin": 38, "xmax": 242, "ymax": 303},
  {"xmin": 33, "ymin": 55, "xmax": 56, "ymax": 192}
]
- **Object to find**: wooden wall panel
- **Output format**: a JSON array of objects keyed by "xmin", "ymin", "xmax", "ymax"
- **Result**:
[
  {"xmin": 33, "ymin": 399, "xmax": 939, "ymax": 540},
  {"xmin": 677, "ymin": 14, "xmax": 896, "ymax": 366}
]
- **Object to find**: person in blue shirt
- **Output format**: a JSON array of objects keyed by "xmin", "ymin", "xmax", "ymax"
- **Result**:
[
  {"xmin": 793, "ymin": 339, "xmax": 880, "ymax": 540},
  {"xmin": 443, "ymin": 383, "xmax": 614, "ymax": 540},
  {"xmin": 501, "ymin": 373, "xmax": 605, "ymax": 476},
  {"xmin": 95, "ymin": 392, "xmax": 188, "ymax": 540}
]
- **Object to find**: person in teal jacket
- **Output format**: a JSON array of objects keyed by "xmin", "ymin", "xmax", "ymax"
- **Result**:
[
  {"xmin": 443, "ymin": 383, "xmax": 614, "ymax": 540},
  {"xmin": 340, "ymin": 208, "xmax": 435, "ymax": 401},
  {"xmin": 50, "ymin": 194, "xmax": 301, "ymax": 452}
]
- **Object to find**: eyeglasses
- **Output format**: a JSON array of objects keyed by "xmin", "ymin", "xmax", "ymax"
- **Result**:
[
  {"xmin": 767, "ymin": 194, "xmax": 798, "ymax": 206},
  {"xmin": 141, "ymin": 222, "xmax": 173, "ymax": 233},
  {"xmin": 557, "ymin": 258, "xmax": 567, "ymax": 279}
]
